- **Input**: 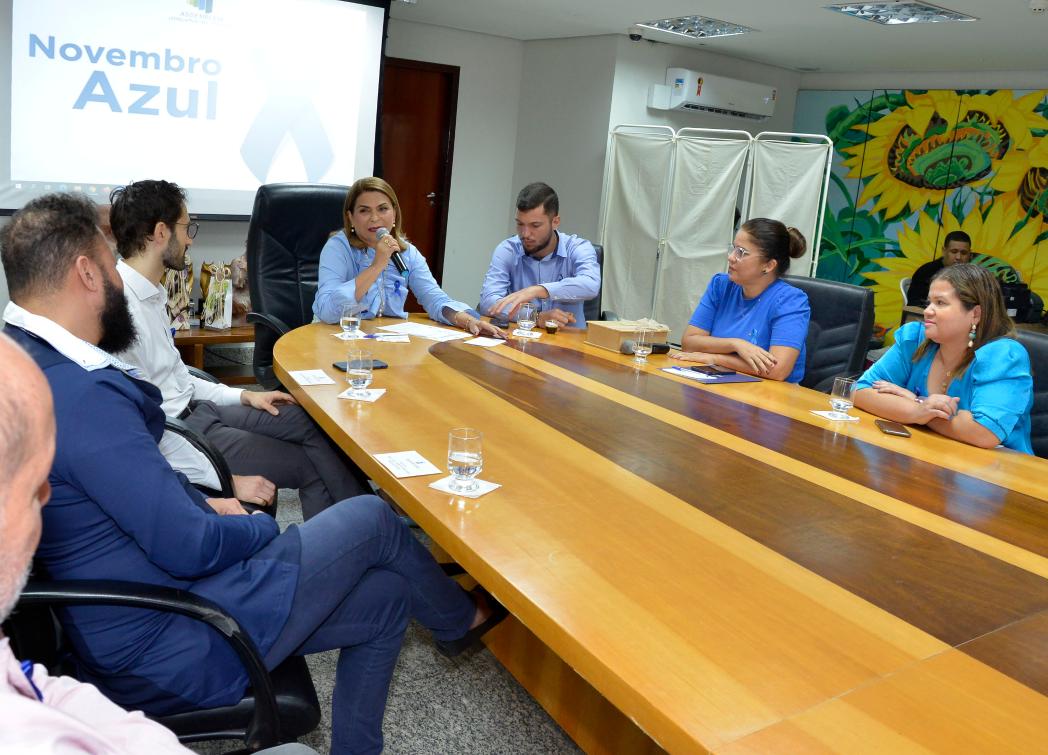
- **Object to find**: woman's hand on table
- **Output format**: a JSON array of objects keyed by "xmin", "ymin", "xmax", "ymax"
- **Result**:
[{"xmin": 731, "ymin": 339, "xmax": 777, "ymax": 375}]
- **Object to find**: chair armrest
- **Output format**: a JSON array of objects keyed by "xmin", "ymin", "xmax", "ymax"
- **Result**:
[
  {"xmin": 186, "ymin": 366, "xmax": 220, "ymax": 383},
  {"xmin": 165, "ymin": 416, "xmax": 237, "ymax": 499},
  {"xmin": 247, "ymin": 311, "xmax": 292, "ymax": 338},
  {"xmin": 19, "ymin": 580, "xmax": 281, "ymax": 749}
]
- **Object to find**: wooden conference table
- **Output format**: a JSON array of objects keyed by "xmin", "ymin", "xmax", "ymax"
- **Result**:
[{"xmin": 274, "ymin": 317, "xmax": 1048, "ymax": 754}]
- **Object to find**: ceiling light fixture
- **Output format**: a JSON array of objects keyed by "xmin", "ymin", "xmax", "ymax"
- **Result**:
[
  {"xmin": 637, "ymin": 15, "xmax": 755, "ymax": 40},
  {"xmin": 824, "ymin": 1, "xmax": 976, "ymax": 24}
]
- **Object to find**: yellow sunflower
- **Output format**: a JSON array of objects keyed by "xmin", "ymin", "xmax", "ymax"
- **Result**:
[
  {"xmin": 844, "ymin": 90, "xmax": 1048, "ymax": 218},
  {"xmin": 867, "ymin": 201, "xmax": 1046, "ymax": 343},
  {"xmin": 991, "ymin": 133, "xmax": 1048, "ymax": 219}
]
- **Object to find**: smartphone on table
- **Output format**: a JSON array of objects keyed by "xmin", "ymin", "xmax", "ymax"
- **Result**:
[
  {"xmin": 690, "ymin": 365, "xmax": 736, "ymax": 376},
  {"xmin": 874, "ymin": 419, "xmax": 911, "ymax": 437},
  {"xmin": 333, "ymin": 359, "xmax": 389, "ymax": 371}
]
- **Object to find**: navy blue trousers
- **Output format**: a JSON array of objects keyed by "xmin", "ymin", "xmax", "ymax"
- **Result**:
[{"xmin": 263, "ymin": 496, "xmax": 474, "ymax": 754}]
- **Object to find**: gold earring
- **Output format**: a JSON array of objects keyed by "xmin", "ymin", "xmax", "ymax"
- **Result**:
[{"xmin": 968, "ymin": 322, "xmax": 977, "ymax": 349}]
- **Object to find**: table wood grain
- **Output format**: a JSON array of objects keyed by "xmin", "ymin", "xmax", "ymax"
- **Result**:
[{"xmin": 274, "ymin": 317, "xmax": 1048, "ymax": 754}]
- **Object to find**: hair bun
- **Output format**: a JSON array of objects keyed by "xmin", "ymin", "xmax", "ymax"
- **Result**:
[{"xmin": 786, "ymin": 226, "xmax": 807, "ymax": 259}]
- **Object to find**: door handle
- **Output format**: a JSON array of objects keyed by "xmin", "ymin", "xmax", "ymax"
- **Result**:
[{"xmin": 426, "ymin": 192, "xmax": 437, "ymax": 207}]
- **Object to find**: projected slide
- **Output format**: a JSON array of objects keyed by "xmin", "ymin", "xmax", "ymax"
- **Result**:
[{"xmin": 3, "ymin": 0, "xmax": 385, "ymax": 215}]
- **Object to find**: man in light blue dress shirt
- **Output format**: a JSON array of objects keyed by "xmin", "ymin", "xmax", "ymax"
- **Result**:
[{"xmin": 479, "ymin": 183, "xmax": 600, "ymax": 327}]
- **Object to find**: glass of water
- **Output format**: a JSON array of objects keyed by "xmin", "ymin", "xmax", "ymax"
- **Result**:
[
  {"xmin": 340, "ymin": 303, "xmax": 362, "ymax": 337},
  {"xmin": 517, "ymin": 302, "xmax": 536, "ymax": 332},
  {"xmin": 827, "ymin": 376, "xmax": 856, "ymax": 420},
  {"xmin": 346, "ymin": 349, "xmax": 373, "ymax": 398},
  {"xmin": 634, "ymin": 327, "xmax": 653, "ymax": 364},
  {"xmin": 447, "ymin": 427, "xmax": 483, "ymax": 493}
]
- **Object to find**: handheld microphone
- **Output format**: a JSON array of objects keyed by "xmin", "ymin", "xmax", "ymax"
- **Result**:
[
  {"xmin": 620, "ymin": 340, "xmax": 670, "ymax": 355},
  {"xmin": 376, "ymin": 228, "xmax": 408, "ymax": 278}
]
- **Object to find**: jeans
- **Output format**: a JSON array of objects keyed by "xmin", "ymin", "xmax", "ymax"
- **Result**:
[{"xmin": 263, "ymin": 496, "xmax": 475, "ymax": 754}]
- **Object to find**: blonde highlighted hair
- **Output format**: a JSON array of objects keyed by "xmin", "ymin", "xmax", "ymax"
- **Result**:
[{"xmin": 342, "ymin": 177, "xmax": 407, "ymax": 249}]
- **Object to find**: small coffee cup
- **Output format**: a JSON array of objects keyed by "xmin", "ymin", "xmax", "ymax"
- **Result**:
[{"xmin": 544, "ymin": 320, "xmax": 559, "ymax": 335}]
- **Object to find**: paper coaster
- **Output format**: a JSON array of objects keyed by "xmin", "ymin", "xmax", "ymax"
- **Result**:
[
  {"xmin": 429, "ymin": 476, "xmax": 501, "ymax": 498},
  {"xmin": 512, "ymin": 329, "xmax": 541, "ymax": 339},
  {"xmin": 465, "ymin": 336, "xmax": 506, "ymax": 347},
  {"xmin": 332, "ymin": 331, "xmax": 368, "ymax": 340},
  {"xmin": 810, "ymin": 410, "xmax": 859, "ymax": 422},
  {"xmin": 337, "ymin": 388, "xmax": 386, "ymax": 402}
]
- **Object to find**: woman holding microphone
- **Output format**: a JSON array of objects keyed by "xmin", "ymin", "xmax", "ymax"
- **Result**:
[{"xmin": 313, "ymin": 177, "xmax": 504, "ymax": 337}]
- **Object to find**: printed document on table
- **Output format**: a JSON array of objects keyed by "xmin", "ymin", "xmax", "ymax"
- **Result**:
[
  {"xmin": 288, "ymin": 369, "xmax": 337, "ymax": 385},
  {"xmin": 374, "ymin": 451, "xmax": 443, "ymax": 478},
  {"xmin": 377, "ymin": 322, "xmax": 470, "ymax": 342}
]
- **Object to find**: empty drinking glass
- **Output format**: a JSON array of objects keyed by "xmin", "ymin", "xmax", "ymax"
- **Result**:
[
  {"xmin": 634, "ymin": 327, "xmax": 653, "ymax": 364},
  {"xmin": 447, "ymin": 427, "xmax": 483, "ymax": 493},
  {"xmin": 517, "ymin": 302, "xmax": 536, "ymax": 332},
  {"xmin": 346, "ymin": 349, "xmax": 373, "ymax": 398},
  {"xmin": 341, "ymin": 303, "xmax": 362, "ymax": 336},
  {"xmin": 827, "ymin": 376, "xmax": 856, "ymax": 420}
]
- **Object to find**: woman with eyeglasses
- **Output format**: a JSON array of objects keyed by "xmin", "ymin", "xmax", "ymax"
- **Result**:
[
  {"xmin": 671, "ymin": 218, "xmax": 810, "ymax": 382},
  {"xmin": 314, "ymin": 177, "xmax": 505, "ymax": 337}
]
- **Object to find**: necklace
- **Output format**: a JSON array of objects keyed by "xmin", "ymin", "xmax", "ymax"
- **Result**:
[{"xmin": 937, "ymin": 351, "xmax": 956, "ymax": 393}]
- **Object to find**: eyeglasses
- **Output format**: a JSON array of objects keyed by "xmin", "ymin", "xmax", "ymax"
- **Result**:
[
  {"xmin": 175, "ymin": 221, "xmax": 199, "ymax": 239},
  {"xmin": 727, "ymin": 244, "xmax": 755, "ymax": 260}
]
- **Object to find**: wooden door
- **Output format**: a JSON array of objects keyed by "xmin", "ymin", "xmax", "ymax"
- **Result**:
[{"xmin": 380, "ymin": 57, "xmax": 459, "ymax": 312}]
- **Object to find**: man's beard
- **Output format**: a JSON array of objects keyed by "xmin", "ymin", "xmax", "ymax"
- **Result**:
[
  {"xmin": 523, "ymin": 229, "xmax": 555, "ymax": 258},
  {"xmin": 163, "ymin": 234, "xmax": 187, "ymax": 271},
  {"xmin": 97, "ymin": 274, "xmax": 138, "ymax": 354},
  {"xmin": 0, "ymin": 561, "xmax": 31, "ymax": 624}
]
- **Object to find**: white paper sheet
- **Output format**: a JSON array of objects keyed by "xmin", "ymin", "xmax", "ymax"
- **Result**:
[
  {"xmin": 810, "ymin": 410, "xmax": 859, "ymax": 422},
  {"xmin": 373, "ymin": 451, "xmax": 442, "ymax": 478},
  {"xmin": 336, "ymin": 388, "xmax": 386, "ymax": 402},
  {"xmin": 465, "ymin": 337, "xmax": 506, "ymax": 347},
  {"xmin": 288, "ymin": 369, "xmax": 337, "ymax": 385},
  {"xmin": 661, "ymin": 366, "xmax": 715, "ymax": 381},
  {"xmin": 428, "ymin": 476, "xmax": 501, "ymax": 498},
  {"xmin": 377, "ymin": 322, "xmax": 469, "ymax": 341}
]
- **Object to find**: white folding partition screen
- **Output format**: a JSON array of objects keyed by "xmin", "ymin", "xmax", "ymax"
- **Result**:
[
  {"xmin": 747, "ymin": 134, "xmax": 834, "ymax": 278},
  {"xmin": 599, "ymin": 126, "xmax": 832, "ymax": 340},
  {"xmin": 655, "ymin": 130, "xmax": 750, "ymax": 342},
  {"xmin": 601, "ymin": 127, "xmax": 675, "ymax": 322}
]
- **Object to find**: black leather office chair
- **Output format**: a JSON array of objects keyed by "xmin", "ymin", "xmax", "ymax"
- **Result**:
[
  {"xmin": 582, "ymin": 244, "xmax": 618, "ymax": 322},
  {"xmin": 246, "ymin": 183, "xmax": 349, "ymax": 389},
  {"xmin": 785, "ymin": 276, "xmax": 875, "ymax": 393},
  {"xmin": 1016, "ymin": 329, "xmax": 1048, "ymax": 459},
  {"xmin": 4, "ymin": 578, "xmax": 320, "ymax": 752}
]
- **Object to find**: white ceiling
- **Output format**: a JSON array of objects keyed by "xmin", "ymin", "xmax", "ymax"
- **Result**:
[{"xmin": 389, "ymin": 0, "xmax": 1048, "ymax": 73}]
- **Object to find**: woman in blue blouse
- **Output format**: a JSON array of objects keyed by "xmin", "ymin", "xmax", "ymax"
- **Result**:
[
  {"xmin": 854, "ymin": 263, "xmax": 1033, "ymax": 453},
  {"xmin": 671, "ymin": 218, "xmax": 811, "ymax": 382},
  {"xmin": 313, "ymin": 177, "xmax": 504, "ymax": 337}
]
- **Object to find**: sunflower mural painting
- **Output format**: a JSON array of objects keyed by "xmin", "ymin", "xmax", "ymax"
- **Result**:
[{"xmin": 795, "ymin": 88, "xmax": 1048, "ymax": 344}]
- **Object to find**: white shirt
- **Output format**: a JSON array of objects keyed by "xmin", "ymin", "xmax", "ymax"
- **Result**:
[
  {"xmin": 115, "ymin": 260, "xmax": 243, "ymax": 490},
  {"xmin": 0, "ymin": 637, "xmax": 191, "ymax": 754},
  {"xmin": 2, "ymin": 301, "xmax": 141, "ymax": 375}
]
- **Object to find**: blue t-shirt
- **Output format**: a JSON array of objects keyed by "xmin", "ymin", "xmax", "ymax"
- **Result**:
[
  {"xmin": 856, "ymin": 321, "xmax": 1033, "ymax": 453},
  {"xmin": 688, "ymin": 273, "xmax": 810, "ymax": 383}
]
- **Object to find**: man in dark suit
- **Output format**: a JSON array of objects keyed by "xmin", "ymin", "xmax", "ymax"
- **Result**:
[
  {"xmin": 0, "ymin": 192, "xmax": 504, "ymax": 754},
  {"xmin": 906, "ymin": 230, "xmax": 972, "ymax": 307}
]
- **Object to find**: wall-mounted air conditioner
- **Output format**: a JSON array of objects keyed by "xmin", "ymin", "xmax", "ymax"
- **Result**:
[{"xmin": 648, "ymin": 68, "xmax": 776, "ymax": 121}]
